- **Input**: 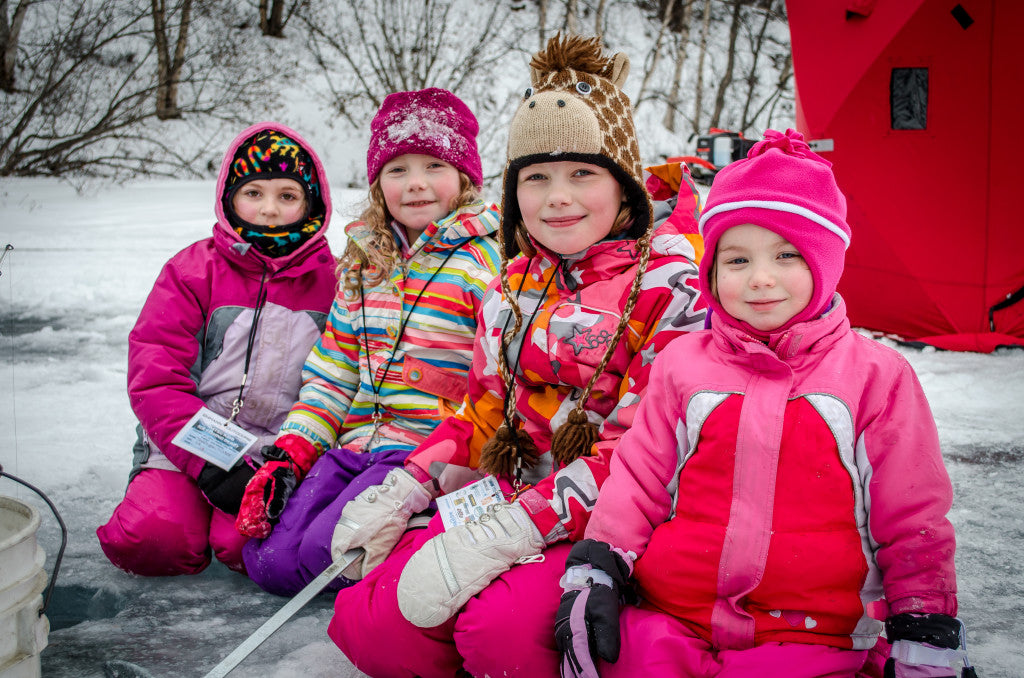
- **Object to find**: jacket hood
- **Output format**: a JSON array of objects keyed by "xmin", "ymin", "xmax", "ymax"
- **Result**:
[
  {"xmin": 712, "ymin": 293, "xmax": 850, "ymax": 361},
  {"xmin": 212, "ymin": 121, "xmax": 332, "ymax": 267}
]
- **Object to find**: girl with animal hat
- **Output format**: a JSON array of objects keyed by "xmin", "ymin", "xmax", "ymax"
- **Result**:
[
  {"xmin": 327, "ymin": 34, "xmax": 706, "ymax": 677},
  {"xmin": 233, "ymin": 89, "xmax": 503, "ymax": 597}
]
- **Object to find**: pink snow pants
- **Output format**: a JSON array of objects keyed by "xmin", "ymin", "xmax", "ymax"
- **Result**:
[
  {"xmin": 329, "ymin": 512, "xmax": 566, "ymax": 678},
  {"xmin": 598, "ymin": 606, "xmax": 869, "ymax": 678},
  {"xmin": 96, "ymin": 468, "xmax": 248, "ymax": 576}
]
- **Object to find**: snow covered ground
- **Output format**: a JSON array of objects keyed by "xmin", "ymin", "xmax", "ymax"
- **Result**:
[{"xmin": 1, "ymin": 177, "xmax": 1022, "ymax": 677}]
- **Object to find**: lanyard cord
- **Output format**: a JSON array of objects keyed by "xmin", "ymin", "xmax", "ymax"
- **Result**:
[
  {"xmin": 498, "ymin": 259, "xmax": 560, "ymax": 485},
  {"xmin": 228, "ymin": 263, "xmax": 269, "ymax": 424},
  {"xmin": 360, "ymin": 244, "xmax": 461, "ymax": 424}
]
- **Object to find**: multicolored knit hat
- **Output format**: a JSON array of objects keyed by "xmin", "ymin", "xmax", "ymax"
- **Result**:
[
  {"xmin": 366, "ymin": 88, "xmax": 483, "ymax": 187},
  {"xmin": 698, "ymin": 128, "xmax": 851, "ymax": 333},
  {"xmin": 222, "ymin": 126, "xmax": 326, "ymax": 257},
  {"xmin": 499, "ymin": 33, "xmax": 652, "ymax": 258}
]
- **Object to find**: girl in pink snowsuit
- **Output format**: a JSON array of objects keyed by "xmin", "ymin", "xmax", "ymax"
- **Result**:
[
  {"xmin": 555, "ymin": 129, "xmax": 975, "ymax": 678},
  {"xmin": 96, "ymin": 123, "xmax": 336, "ymax": 576}
]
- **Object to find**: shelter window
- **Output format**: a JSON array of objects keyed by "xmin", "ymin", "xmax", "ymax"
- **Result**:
[{"xmin": 890, "ymin": 67, "xmax": 928, "ymax": 130}]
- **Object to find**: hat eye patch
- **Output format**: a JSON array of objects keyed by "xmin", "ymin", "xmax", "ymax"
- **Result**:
[{"xmin": 575, "ymin": 81, "xmax": 592, "ymax": 95}]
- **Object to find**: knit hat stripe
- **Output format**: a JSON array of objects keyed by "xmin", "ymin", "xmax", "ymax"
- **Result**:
[{"xmin": 698, "ymin": 199, "xmax": 851, "ymax": 248}]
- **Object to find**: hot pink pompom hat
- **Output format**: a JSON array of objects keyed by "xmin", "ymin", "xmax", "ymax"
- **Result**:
[
  {"xmin": 697, "ymin": 128, "xmax": 852, "ymax": 333},
  {"xmin": 366, "ymin": 88, "xmax": 483, "ymax": 187}
]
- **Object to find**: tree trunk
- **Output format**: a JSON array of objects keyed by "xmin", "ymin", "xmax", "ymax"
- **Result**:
[
  {"xmin": 634, "ymin": 0, "xmax": 676, "ymax": 112},
  {"xmin": 537, "ymin": 0, "xmax": 547, "ymax": 51},
  {"xmin": 152, "ymin": 0, "xmax": 192, "ymax": 120},
  {"xmin": 563, "ymin": 0, "xmax": 578, "ymax": 35},
  {"xmin": 261, "ymin": 0, "xmax": 292, "ymax": 37},
  {"xmin": 691, "ymin": 0, "xmax": 712, "ymax": 134},
  {"xmin": 0, "ymin": 0, "xmax": 30, "ymax": 93},
  {"xmin": 662, "ymin": 0, "xmax": 694, "ymax": 132},
  {"xmin": 709, "ymin": 0, "xmax": 742, "ymax": 129},
  {"xmin": 739, "ymin": 0, "xmax": 773, "ymax": 129},
  {"xmin": 594, "ymin": 0, "xmax": 606, "ymax": 39}
]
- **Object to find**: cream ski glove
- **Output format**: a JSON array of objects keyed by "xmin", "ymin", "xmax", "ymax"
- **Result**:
[
  {"xmin": 330, "ymin": 468, "xmax": 431, "ymax": 580},
  {"xmin": 396, "ymin": 501, "xmax": 544, "ymax": 628}
]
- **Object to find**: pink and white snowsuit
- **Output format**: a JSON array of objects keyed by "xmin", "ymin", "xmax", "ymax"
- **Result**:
[
  {"xmin": 583, "ymin": 294, "xmax": 958, "ymax": 676},
  {"xmin": 96, "ymin": 122, "xmax": 337, "ymax": 576}
]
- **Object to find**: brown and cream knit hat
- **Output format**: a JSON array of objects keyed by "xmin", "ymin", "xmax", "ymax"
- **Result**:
[{"xmin": 499, "ymin": 34, "xmax": 651, "ymax": 257}]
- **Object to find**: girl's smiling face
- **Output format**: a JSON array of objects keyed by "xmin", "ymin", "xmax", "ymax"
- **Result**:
[
  {"xmin": 379, "ymin": 153, "xmax": 462, "ymax": 241},
  {"xmin": 516, "ymin": 161, "xmax": 623, "ymax": 255},
  {"xmin": 713, "ymin": 223, "xmax": 814, "ymax": 332}
]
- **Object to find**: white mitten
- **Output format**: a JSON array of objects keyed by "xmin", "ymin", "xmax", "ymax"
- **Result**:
[
  {"xmin": 396, "ymin": 502, "xmax": 544, "ymax": 628},
  {"xmin": 330, "ymin": 468, "xmax": 431, "ymax": 580}
]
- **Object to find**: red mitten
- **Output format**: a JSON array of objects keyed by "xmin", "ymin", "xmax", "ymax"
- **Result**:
[{"xmin": 235, "ymin": 435, "xmax": 318, "ymax": 538}]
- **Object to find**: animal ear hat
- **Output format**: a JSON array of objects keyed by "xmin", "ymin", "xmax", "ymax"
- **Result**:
[{"xmin": 499, "ymin": 33, "xmax": 652, "ymax": 258}]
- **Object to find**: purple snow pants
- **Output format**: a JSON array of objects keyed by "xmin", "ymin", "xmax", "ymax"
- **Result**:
[
  {"xmin": 242, "ymin": 445, "xmax": 409, "ymax": 597},
  {"xmin": 97, "ymin": 468, "xmax": 248, "ymax": 576},
  {"xmin": 329, "ymin": 511, "xmax": 567, "ymax": 678}
]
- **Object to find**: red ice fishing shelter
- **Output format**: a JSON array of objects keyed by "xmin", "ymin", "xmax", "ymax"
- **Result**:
[{"xmin": 786, "ymin": 0, "xmax": 1024, "ymax": 352}]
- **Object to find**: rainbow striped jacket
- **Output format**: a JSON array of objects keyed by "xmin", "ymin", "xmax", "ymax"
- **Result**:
[{"xmin": 279, "ymin": 202, "xmax": 501, "ymax": 455}]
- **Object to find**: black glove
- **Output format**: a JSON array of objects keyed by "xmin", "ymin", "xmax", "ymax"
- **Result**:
[
  {"xmin": 554, "ymin": 539, "xmax": 632, "ymax": 678},
  {"xmin": 196, "ymin": 458, "xmax": 257, "ymax": 515},
  {"xmin": 884, "ymin": 613, "xmax": 976, "ymax": 678}
]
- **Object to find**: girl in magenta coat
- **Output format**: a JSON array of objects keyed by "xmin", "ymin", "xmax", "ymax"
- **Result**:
[
  {"xmin": 96, "ymin": 122, "xmax": 337, "ymax": 576},
  {"xmin": 555, "ymin": 129, "xmax": 974, "ymax": 678}
]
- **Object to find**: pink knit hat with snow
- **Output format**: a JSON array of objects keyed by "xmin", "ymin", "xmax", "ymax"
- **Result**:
[
  {"xmin": 366, "ymin": 88, "xmax": 483, "ymax": 187},
  {"xmin": 697, "ymin": 128, "xmax": 851, "ymax": 332}
]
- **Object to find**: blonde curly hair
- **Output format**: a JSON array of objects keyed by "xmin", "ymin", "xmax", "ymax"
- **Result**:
[{"xmin": 337, "ymin": 171, "xmax": 481, "ymax": 293}]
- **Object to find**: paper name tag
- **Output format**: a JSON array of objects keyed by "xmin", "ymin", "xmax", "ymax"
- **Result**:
[
  {"xmin": 171, "ymin": 407, "xmax": 257, "ymax": 470},
  {"xmin": 436, "ymin": 476, "xmax": 506, "ymax": 530}
]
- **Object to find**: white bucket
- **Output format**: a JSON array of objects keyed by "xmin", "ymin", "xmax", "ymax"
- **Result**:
[{"xmin": 0, "ymin": 496, "xmax": 49, "ymax": 678}]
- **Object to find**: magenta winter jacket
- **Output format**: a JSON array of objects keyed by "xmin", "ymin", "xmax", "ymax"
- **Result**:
[
  {"xmin": 586, "ymin": 295, "xmax": 957, "ymax": 651},
  {"xmin": 126, "ymin": 122, "xmax": 337, "ymax": 481}
]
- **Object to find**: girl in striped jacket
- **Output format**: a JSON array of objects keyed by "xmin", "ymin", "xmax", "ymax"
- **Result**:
[{"xmin": 235, "ymin": 89, "xmax": 502, "ymax": 597}]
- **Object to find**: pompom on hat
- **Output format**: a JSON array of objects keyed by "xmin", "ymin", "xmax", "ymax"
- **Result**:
[
  {"xmin": 366, "ymin": 88, "xmax": 483, "ymax": 187},
  {"xmin": 698, "ymin": 128, "xmax": 851, "ymax": 332}
]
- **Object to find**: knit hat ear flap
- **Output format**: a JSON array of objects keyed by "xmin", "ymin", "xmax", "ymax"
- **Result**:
[{"xmin": 477, "ymin": 250, "xmax": 541, "ymax": 479}]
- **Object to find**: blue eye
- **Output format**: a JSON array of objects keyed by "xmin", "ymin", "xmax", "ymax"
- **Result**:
[
  {"xmin": 575, "ymin": 81, "xmax": 592, "ymax": 95},
  {"xmin": 523, "ymin": 87, "xmax": 534, "ymax": 99}
]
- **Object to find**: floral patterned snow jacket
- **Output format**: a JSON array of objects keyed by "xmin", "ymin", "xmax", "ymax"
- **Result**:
[
  {"xmin": 277, "ymin": 203, "xmax": 502, "ymax": 456},
  {"xmin": 586, "ymin": 295, "xmax": 958, "ymax": 651},
  {"xmin": 404, "ymin": 168, "xmax": 707, "ymax": 543},
  {"xmin": 127, "ymin": 122, "xmax": 337, "ymax": 481}
]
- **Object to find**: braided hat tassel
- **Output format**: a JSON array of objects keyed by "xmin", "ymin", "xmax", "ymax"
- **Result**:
[{"xmin": 549, "ymin": 408, "xmax": 600, "ymax": 465}]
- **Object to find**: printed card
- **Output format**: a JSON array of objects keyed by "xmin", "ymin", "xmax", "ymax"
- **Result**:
[
  {"xmin": 170, "ymin": 407, "xmax": 257, "ymax": 470},
  {"xmin": 436, "ymin": 475, "xmax": 506, "ymax": 530}
]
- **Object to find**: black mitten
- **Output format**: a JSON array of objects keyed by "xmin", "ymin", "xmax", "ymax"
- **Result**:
[
  {"xmin": 554, "ymin": 539, "xmax": 632, "ymax": 677},
  {"xmin": 883, "ymin": 613, "xmax": 975, "ymax": 678},
  {"xmin": 196, "ymin": 458, "xmax": 257, "ymax": 515}
]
